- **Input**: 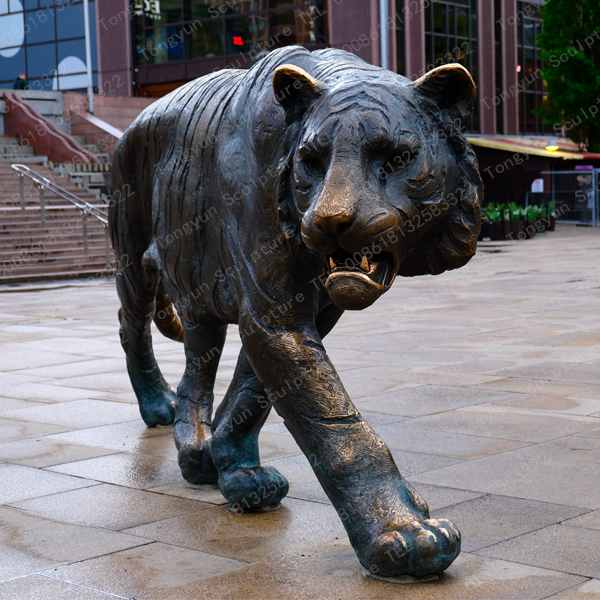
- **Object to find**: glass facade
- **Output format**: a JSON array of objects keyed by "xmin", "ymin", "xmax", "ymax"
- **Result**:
[
  {"xmin": 395, "ymin": 0, "xmax": 404, "ymax": 76},
  {"xmin": 0, "ymin": 0, "xmax": 98, "ymax": 91},
  {"xmin": 424, "ymin": 0, "xmax": 479, "ymax": 131},
  {"xmin": 516, "ymin": 1, "xmax": 548, "ymax": 134},
  {"xmin": 132, "ymin": 0, "xmax": 328, "ymax": 68},
  {"xmin": 494, "ymin": 0, "xmax": 503, "ymax": 134}
]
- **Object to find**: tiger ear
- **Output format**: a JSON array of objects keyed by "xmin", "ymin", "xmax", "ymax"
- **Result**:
[
  {"xmin": 273, "ymin": 64, "xmax": 325, "ymax": 124},
  {"xmin": 412, "ymin": 64, "xmax": 476, "ymax": 130}
]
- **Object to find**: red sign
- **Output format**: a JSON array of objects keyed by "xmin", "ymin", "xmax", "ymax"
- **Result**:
[{"xmin": 233, "ymin": 36, "xmax": 243, "ymax": 46}]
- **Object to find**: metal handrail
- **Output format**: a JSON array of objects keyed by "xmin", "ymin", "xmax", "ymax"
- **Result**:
[
  {"xmin": 12, "ymin": 164, "xmax": 108, "ymax": 224},
  {"xmin": 11, "ymin": 163, "xmax": 112, "ymax": 269}
]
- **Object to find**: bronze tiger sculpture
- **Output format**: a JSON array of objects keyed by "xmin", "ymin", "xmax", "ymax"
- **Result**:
[{"xmin": 110, "ymin": 47, "xmax": 482, "ymax": 579}]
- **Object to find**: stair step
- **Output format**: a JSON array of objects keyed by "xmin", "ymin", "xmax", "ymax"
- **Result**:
[
  {"xmin": 0, "ymin": 267, "xmax": 115, "ymax": 284},
  {"xmin": 0, "ymin": 152, "xmax": 114, "ymax": 281}
]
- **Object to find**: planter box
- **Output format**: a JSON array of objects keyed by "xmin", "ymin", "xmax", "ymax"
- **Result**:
[
  {"xmin": 489, "ymin": 221, "xmax": 511, "ymax": 241},
  {"xmin": 489, "ymin": 220, "xmax": 529, "ymax": 241},
  {"xmin": 531, "ymin": 215, "xmax": 556, "ymax": 233},
  {"xmin": 524, "ymin": 220, "xmax": 536, "ymax": 239},
  {"xmin": 478, "ymin": 220, "xmax": 491, "ymax": 241},
  {"xmin": 511, "ymin": 220, "xmax": 526, "ymax": 240}
]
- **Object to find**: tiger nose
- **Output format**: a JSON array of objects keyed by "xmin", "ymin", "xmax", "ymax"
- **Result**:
[
  {"xmin": 311, "ymin": 169, "xmax": 357, "ymax": 235},
  {"xmin": 313, "ymin": 205, "xmax": 355, "ymax": 235}
]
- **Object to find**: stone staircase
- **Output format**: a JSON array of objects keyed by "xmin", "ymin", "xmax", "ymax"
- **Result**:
[{"xmin": 0, "ymin": 138, "xmax": 114, "ymax": 283}]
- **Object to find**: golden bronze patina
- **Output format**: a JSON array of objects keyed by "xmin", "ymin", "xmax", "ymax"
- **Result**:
[{"xmin": 110, "ymin": 47, "xmax": 482, "ymax": 579}]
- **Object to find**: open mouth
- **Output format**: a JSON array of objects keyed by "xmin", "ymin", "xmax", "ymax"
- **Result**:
[{"xmin": 325, "ymin": 250, "xmax": 399, "ymax": 311}]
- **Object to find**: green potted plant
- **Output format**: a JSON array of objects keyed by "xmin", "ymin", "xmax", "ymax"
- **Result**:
[
  {"xmin": 507, "ymin": 202, "xmax": 528, "ymax": 239},
  {"xmin": 486, "ymin": 204, "xmax": 511, "ymax": 241}
]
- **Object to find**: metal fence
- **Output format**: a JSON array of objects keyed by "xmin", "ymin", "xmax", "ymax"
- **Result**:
[{"xmin": 525, "ymin": 169, "xmax": 599, "ymax": 227}]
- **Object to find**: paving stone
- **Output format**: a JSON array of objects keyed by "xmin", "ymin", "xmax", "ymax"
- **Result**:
[
  {"xmin": 2, "ymin": 399, "xmax": 140, "ymax": 429},
  {"xmin": 18, "ymin": 337, "xmax": 123, "ymax": 358},
  {"xmin": 0, "ymin": 438, "xmax": 116, "ymax": 467},
  {"xmin": 257, "ymin": 431, "xmax": 302, "ymax": 462},
  {"xmin": 44, "ymin": 542, "xmax": 246, "ymax": 599},
  {"xmin": 31, "ymin": 357, "xmax": 128, "ymax": 379},
  {"xmin": 338, "ymin": 375, "xmax": 409, "ymax": 398},
  {"xmin": 265, "ymin": 453, "xmax": 318, "ymax": 487},
  {"xmin": 433, "ymin": 495, "xmax": 587, "ymax": 552},
  {"xmin": 0, "ymin": 398, "xmax": 48, "ymax": 413},
  {"xmin": 489, "ymin": 394, "xmax": 600, "ymax": 416},
  {"xmin": 46, "ymin": 419, "xmax": 171, "ymax": 449},
  {"xmin": 0, "ymin": 463, "xmax": 98, "ymax": 504},
  {"xmin": 47, "ymin": 453, "xmax": 183, "ymax": 489},
  {"xmin": 359, "ymin": 410, "xmax": 408, "ymax": 427},
  {"xmin": 1, "ymin": 227, "xmax": 600, "ymax": 598},
  {"xmin": 474, "ymin": 378, "xmax": 592, "ymax": 397},
  {"xmin": 404, "ymin": 406, "xmax": 600, "ymax": 443},
  {"xmin": 0, "ymin": 575, "xmax": 121, "ymax": 600},
  {"xmin": 122, "ymin": 498, "xmax": 347, "ymax": 563},
  {"xmin": 492, "ymin": 362, "xmax": 600, "ymax": 386},
  {"xmin": 477, "ymin": 524, "xmax": 600, "ymax": 578},
  {"xmin": 562, "ymin": 510, "xmax": 600, "ymax": 531},
  {"xmin": 148, "ymin": 482, "xmax": 228, "ymax": 505},
  {"xmin": 438, "ymin": 358, "xmax": 518, "ymax": 374},
  {"xmin": 11, "ymin": 483, "xmax": 212, "ymax": 530},
  {"xmin": 161, "ymin": 539, "xmax": 585, "ymax": 600},
  {"xmin": 378, "ymin": 424, "xmax": 529, "ymax": 459},
  {"xmin": 547, "ymin": 579, "xmax": 600, "ymax": 599},
  {"xmin": 355, "ymin": 384, "xmax": 516, "ymax": 417},
  {"xmin": 46, "ymin": 371, "xmax": 135, "ymax": 393},
  {"xmin": 390, "ymin": 369, "xmax": 505, "ymax": 387},
  {"xmin": 0, "ymin": 345, "xmax": 92, "ymax": 372},
  {"xmin": 569, "ymin": 387, "xmax": 600, "ymax": 401},
  {"xmin": 0, "ymin": 506, "xmax": 150, "ymax": 581},
  {"xmin": 390, "ymin": 448, "xmax": 465, "ymax": 476},
  {"xmin": 0, "ymin": 382, "xmax": 108, "ymax": 402},
  {"xmin": 407, "ymin": 482, "xmax": 485, "ymax": 511},
  {"xmin": 412, "ymin": 442, "xmax": 600, "ymax": 509},
  {"xmin": 0, "ymin": 371, "xmax": 52, "ymax": 386},
  {"xmin": 287, "ymin": 479, "xmax": 330, "ymax": 503}
]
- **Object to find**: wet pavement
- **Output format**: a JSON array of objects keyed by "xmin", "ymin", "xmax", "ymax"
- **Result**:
[{"xmin": 1, "ymin": 225, "xmax": 600, "ymax": 599}]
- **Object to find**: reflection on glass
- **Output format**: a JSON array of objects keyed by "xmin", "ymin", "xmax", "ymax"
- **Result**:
[
  {"xmin": 133, "ymin": 0, "xmax": 181, "ymax": 26},
  {"xmin": 222, "ymin": 1, "xmax": 263, "ymax": 15},
  {"xmin": 183, "ymin": 0, "xmax": 221, "ymax": 20},
  {"xmin": 525, "ymin": 92, "xmax": 536, "ymax": 132},
  {"xmin": 456, "ymin": 7, "xmax": 468, "ymax": 37},
  {"xmin": 396, "ymin": 0, "xmax": 404, "ymax": 75},
  {"xmin": 523, "ymin": 21, "xmax": 534, "ymax": 47},
  {"xmin": 185, "ymin": 18, "xmax": 224, "ymax": 58},
  {"xmin": 448, "ymin": 5, "xmax": 455, "ymax": 36},
  {"xmin": 145, "ymin": 26, "xmax": 184, "ymax": 63},
  {"xmin": 434, "ymin": 34, "xmax": 445, "ymax": 64},
  {"xmin": 471, "ymin": 40, "xmax": 478, "ymax": 78},
  {"xmin": 447, "ymin": 36, "xmax": 456, "ymax": 60},
  {"xmin": 225, "ymin": 14, "xmax": 268, "ymax": 54},
  {"xmin": 433, "ymin": 3, "xmax": 446, "ymax": 33},
  {"xmin": 135, "ymin": 0, "xmax": 327, "ymax": 66},
  {"xmin": 135, "ymin": 26, "xmax": 146, "ymax": 64},
  {"xmin": 523, "ymin": 47, "xmax": 535, "ymax": 89}
]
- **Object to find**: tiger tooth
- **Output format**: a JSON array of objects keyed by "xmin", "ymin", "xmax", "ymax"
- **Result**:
[
  {"xmin": 360, "ymin": 255, "xmax": 369, "ymax": 271},
  {"xmin": 329, "ymin": 257, "xmax": 335, "ymax": 270}
]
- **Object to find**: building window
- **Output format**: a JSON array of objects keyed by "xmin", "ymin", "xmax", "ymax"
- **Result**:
[
  {"xmin": 424, "ymin": 0, "xmax": 479, "ymax": 131},
  {"xmin": 132, "ymin": 0, "xmax": 329, "ymax": 68},
  {"xmin": 494, "ymin": 0, "xmax": 503, "ymax": 134},
  {"xmin": 395, "ymin": 0, "xmax": 404, "ymax": 75},
  {"xmin": 0, "ymin": 0, "xmax": 98, "ymax": 91},
  {"xmin": 516, "ymin": 2, "xmax": 548, "ymax": 135}
]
